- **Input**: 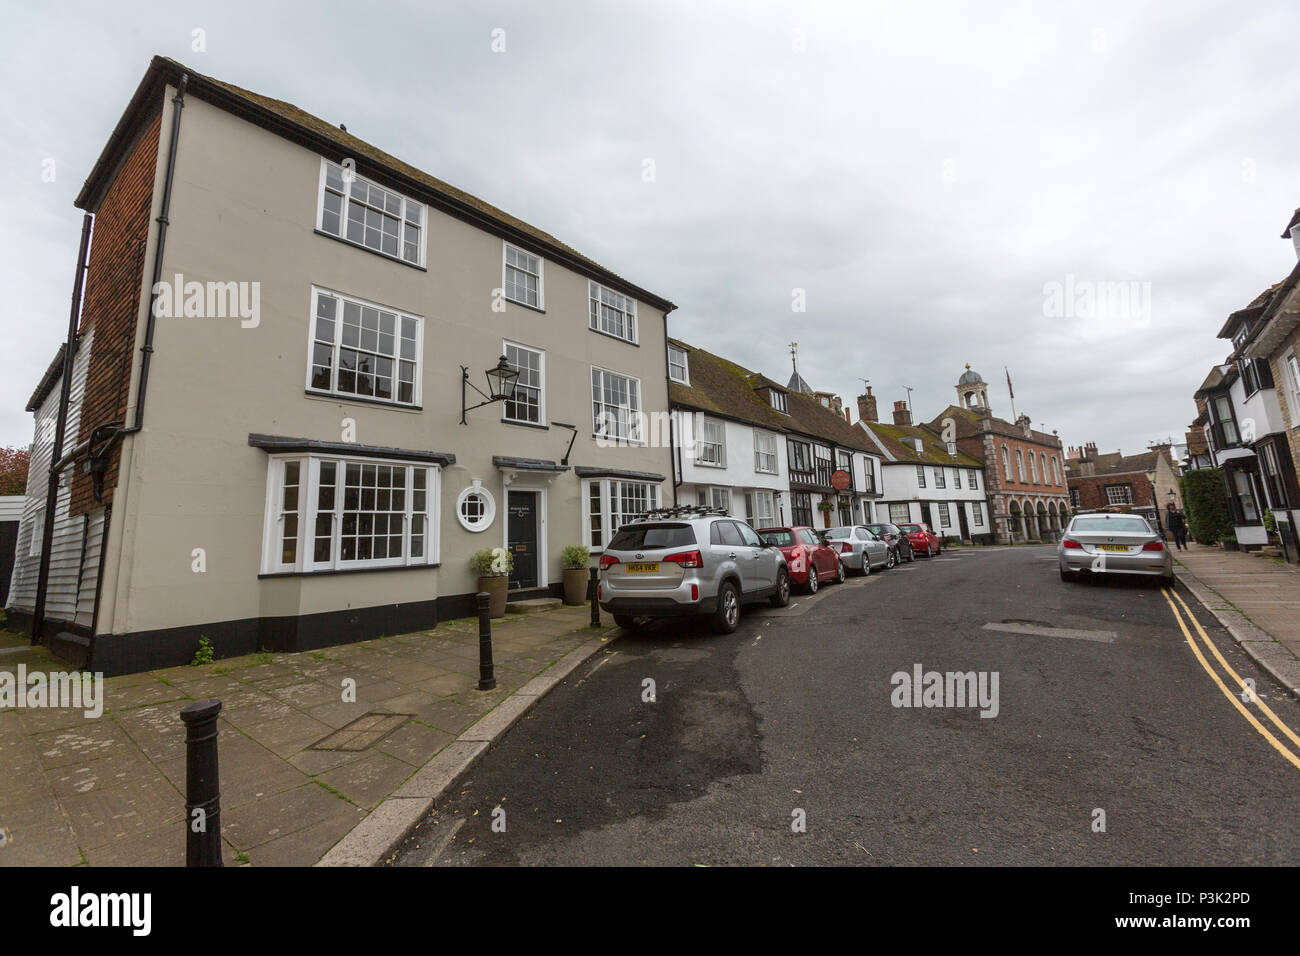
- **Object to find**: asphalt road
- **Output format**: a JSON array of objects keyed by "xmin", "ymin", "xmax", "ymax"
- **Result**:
[{"xmin": 391, "ymin": 546, "xmax": 1300, "ymax": 866}]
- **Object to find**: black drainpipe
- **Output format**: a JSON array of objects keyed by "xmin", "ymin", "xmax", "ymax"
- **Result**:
[
  {"xmin": 30, "ymin": 213, "xmax": 93, "ymax": 644},
  {"xmin": 128, "ymin": 72, "xmax": 188, "ymax": 435}
]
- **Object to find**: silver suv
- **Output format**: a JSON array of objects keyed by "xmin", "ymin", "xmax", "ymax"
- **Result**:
[{"xmin": 598, "ymin": 508, "xmax": 790, "ymax": 634}]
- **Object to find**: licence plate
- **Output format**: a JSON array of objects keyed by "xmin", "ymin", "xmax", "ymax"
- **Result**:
[
  {"xmin": 1097, "ymin": 545, "xmax": 1129, "ymax": 552},
  {"xmin": 626, "ymin": 563, "xmax": 659, "ymax": 573}
]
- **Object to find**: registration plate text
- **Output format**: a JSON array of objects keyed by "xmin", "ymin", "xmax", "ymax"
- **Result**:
[{"xmin": 626, "ymin": 563, "xmax": 659, "ymax": 573}]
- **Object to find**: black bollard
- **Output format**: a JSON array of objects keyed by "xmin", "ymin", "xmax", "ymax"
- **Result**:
[
  {"xmin": 477, "ymin": 592, "xmax": 496, "ymax": 690},
  {"xmin": 180, "ymin": 698, "xmax": 223, "ymax": 867},
  {"xmin": 588, "ymin": 567, "xmax": 600, "ymax": 627}
]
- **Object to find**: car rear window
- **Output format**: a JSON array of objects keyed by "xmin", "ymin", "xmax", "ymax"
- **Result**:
[
  {"xmin": 825, "ymin": 527, "xmax": 852, "ymax": 539},
  {"xmin": 608, "ymin": 523, "xmax": 697, "ymax": 550},
  {"xmin": 865, "ymin": 524, "xmax": 894, "ymax": 535},
  {"xmin": 760, "ymin": 529, "xmax": 796, "ymax": 547},
  {"xmin": 1070, "ymin": 516, "xmax": 1151, "ymax": 534}
]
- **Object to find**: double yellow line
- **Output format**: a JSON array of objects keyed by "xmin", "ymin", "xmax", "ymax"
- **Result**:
[{"xmin": 1161, "ymin": 587, "xmax": 1300, "ymax": 772}]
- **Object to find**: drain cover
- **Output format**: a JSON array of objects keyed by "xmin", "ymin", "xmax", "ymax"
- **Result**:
[{"xmin": 310, "ymin": 713, "xmax": 410, "ymax": 751}]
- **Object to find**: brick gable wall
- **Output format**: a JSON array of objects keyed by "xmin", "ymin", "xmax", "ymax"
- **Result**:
[{"xmin": 69, "ymin": 112, "xmax": 161, "ymax": 517}]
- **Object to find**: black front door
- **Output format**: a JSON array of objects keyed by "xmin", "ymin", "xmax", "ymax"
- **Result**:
[
  {"xmin": 508, "ymin": 491, "xmax": 539, "ymax": 589},
  {"xmin": 957, "ymin": 504, "xmax": 970, "ymax": 540}
]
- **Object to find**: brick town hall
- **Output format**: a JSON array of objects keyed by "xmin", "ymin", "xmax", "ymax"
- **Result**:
[{"xmin": 925, "ymin": 365, "xmax": 1071, "ymax": 544}]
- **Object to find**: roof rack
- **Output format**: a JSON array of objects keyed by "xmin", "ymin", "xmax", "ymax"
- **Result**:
[{"xmin": 632, "ymin": 505, "xmax": 731, "ymax": 520}]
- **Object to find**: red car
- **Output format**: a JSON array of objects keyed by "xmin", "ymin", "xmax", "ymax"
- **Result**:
[
  {"xmin": 898, "ymin": 522, "xmax": 942, "ymax": 557},
  {"xmin": 757, "ymin": 526, "xmax": 844, "ymax": 593}
]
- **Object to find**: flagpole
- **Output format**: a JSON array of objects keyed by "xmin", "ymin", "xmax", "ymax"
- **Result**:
[{"xmin": 1005, "ymin": 366, "xmax": 1017, "ymax": 421}]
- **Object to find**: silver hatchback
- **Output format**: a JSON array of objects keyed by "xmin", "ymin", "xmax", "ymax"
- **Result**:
[
  {"xmin": 598, "ymin": 509, "xmax": 790, "ymax": 633},
  {"xmin": 824, "ymin": 525, "xmax": 892, "ymax": 574},
  {"xmin": 1058, "ymin": 513, "xmax": 1175, "ymax": 586}
]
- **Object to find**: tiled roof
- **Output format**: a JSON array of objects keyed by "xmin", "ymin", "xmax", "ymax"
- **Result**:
[
  {"xmin": 76, "ymin": 56, "xmax": 673, "ymax": 312},
  {"xmin": 860, "ymin": 421, "xmax": 984, "ymax": 467},
  {"xmin": 668, "ymin": 339, "xmax": 877, "ymax": 453},
  {"xmin": 925, "ymin": 405, "xmax": 1061, "ymax": 447},
  {"xmin": 1193, "ymin": 365, "xmax": 1226, "ymax": 397}
]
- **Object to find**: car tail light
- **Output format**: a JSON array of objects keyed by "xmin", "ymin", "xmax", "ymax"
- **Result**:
[
  {"xmin": 690, "ymin": 584, "xmax": 699, "ymax": 601},
  {"xmin": 1062, "ymin": 539, "xmax": 1082, "ymax": 549},
  {"xmin": 663, "ymin": 549, "xmax": 703, "ymax": 568},
  {"xmin": 599, "ymin": 554, "xmax": 620, "ymax": 569},
  {"xmin": 1142, "ymin": 540, "xmax": 1165, "ymax": 551},
  {"xmin": 840, "ymin": 542, "xmax": 852, "ymax": 553}
]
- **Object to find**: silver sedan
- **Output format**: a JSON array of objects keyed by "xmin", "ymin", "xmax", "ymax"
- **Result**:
[
  {"xmin": 825, "ymin": 525, "xmax": 893, "ymax": 574},
  {"xmin": 1058, "ymin": 513, "xmax": 1175, "ymax": 586}
]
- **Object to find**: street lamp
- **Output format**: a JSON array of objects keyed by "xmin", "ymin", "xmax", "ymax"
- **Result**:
[{"xmin": 461, "ymin": 355, "xmax": 520, "ymax": 424}]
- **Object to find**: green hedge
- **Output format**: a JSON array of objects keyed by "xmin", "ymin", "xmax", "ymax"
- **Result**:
[{"xmin": 1181, "ymin": 468, "xmax": 1233, "ymax": 544}]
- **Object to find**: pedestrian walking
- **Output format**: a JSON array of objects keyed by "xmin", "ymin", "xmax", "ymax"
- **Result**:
[{"xmin": 1166, "ymin": 502, "xmax": 1189, "ymax": 551}]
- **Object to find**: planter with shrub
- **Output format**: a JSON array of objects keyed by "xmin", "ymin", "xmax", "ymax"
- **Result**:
[
  {"xmin": 470, "ymin": 547, "xmax": 514, "ymax": 618},
  {"xmin": 560, "ymin": 545, "xmax": 591, "ymax": 605}
]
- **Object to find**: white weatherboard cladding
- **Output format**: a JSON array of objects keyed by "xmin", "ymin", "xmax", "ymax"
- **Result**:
[
  {"xmin": 7, "ymin": 329, "xmax": 95, "ymax": 624},
  {"xmin": 674, "ymin": 412, "xmax": 787, "ymax": 521}
]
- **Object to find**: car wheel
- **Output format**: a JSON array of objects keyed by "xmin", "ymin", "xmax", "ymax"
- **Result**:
[
  {"xmin": 904, "ymin": 546, "xmax": 914, "ymax": 563},
  {"xmin": 770, "ymin": 569, "xmax": 791, "ymax": 608},
  {"xmin": 1162, "ymin": 574, "xmax": 1176, "ymax": 589},
  {"xmin": 836, "ymin": 560, "xmax": 846, "ymax": 584},
  {"xmin": 929, "ymin": 543, "xmax": 937, "ymax": 557},
  {"xmin": 613, "ymin": 614, "xmax": 642, "ymax": 629},
  {"xmin": 887, "ymin": 549, "xmax": 898, "ymax": 569},
  {"xmin": 806, "ymin": 567, "xmax": 819, "ymax": 594},
  {"xmin": 863, "ymin": 556, "xmax": 872, "ymax": 576},
  {"xmin": 712, "ymin": 581, "xmax": 741, "ymax": 633},
  {"xmin": 1058, "ymin": 569, "xmax": 1073, "ymax": 583}
]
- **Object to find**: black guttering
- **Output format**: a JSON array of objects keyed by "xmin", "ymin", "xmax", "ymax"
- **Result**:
[
  {"xmin": 248, "ymin": 434, "xmax": 455, "ymax": 465},
  {"xmin": 491, "ymin": 456, "xmax": 568, "ymax": 472},
  {"xmin": 77, "ymin": 57, "xmax": 675, "ymax": 316},
  {"xmin": 574, "ymin": 466, "xmax": 667, "ymax": 482},
  {"xmin": 131, "ymin": 72, "xmax": 187, "ymax": 433}
]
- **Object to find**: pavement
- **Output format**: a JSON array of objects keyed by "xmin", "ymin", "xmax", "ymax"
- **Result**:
[
  {"xmin": 0, "ymin": 603, "xmax": 616, "ymax": 867},
  {"xmin": 392, "ymin": 545, "xmax": 1300, "ymax": 866},
  {"xmin": 1172, "ymin": 542, "xmax": 1300, "ymax": 697}
]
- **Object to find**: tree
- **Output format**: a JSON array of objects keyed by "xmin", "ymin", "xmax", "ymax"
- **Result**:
[
  {"xmin": 1181, "ymin": 468, "xmax": 1233, "ymax": 544},
  {"xmin": 0, "ymin": 446, "xmax": 30, "ymax": 496}
]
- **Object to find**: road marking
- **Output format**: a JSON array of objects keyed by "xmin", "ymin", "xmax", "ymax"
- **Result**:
[
  {"xmin": 981, "ymin": 622, "xmax": 1115, "ymax": 643},
  {"xmin": 1168, "ymin": 588, "xmax": 1300, "ymax": 751},
  {"xmin": 1160, "ymin": 589, "xmax": 1300, "ymax": 772}
]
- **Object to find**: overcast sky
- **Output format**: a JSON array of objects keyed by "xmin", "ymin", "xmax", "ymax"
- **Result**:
[{"xmin": 4, "ymin": 0, "xmax": 1299, "ymax": 458}]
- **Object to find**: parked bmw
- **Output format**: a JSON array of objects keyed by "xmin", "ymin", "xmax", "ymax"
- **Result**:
[
  {"xmin": 825, "ymin": 525, "xmax": 893, "ymax": 574},
  {"xmin": 1057, "ymin": 513, "xmax": 1175, "ymax": 586},
  {"xmin": 863, "ymin": 522, "xmax": 916, "ymax": 563},
  {"xmin": 898, "ymin": 522, "xmax": 942, "ymax": 557},
  {"xmin": 757, "ymin": 525, "xmax": 845, "ymax": 593},
  {"xmin": 598, "ymin": 510, "xmax": 790, "ymax": 634}
]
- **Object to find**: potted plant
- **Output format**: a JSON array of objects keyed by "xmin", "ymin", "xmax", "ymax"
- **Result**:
[
  {"xmin": 470, "ymin": 547, "xmax": 513, "ymax": 618},
  {"xmin": 560, "ymin": 545, "xmax": 591, "ymax": 605},
  {"xmin": 817, "ymin": 499, "xmax": 835, "ymax": 514}
]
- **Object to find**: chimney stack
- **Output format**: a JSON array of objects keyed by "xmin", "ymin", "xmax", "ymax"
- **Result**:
[
  {"xmin": 857, "ymin": 387, "xmax": 878, "ymax": 423},
  {"xmin": 1085, "ymin": 441, "xmax": 1097, "ymax": 458},
  {"xmin": 892, "ymin": 400, "xmax": 912, "ymax": 426}
]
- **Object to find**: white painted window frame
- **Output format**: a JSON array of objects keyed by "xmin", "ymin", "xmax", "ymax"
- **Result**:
[
  {"xmin": 261, "ymin": 453, "xmax": 440, "ymax": 574},
  {"xmin": 668, "ymin": 345, "xmax": 689, "ymax": 384},
  {"xmin": 588, "ymin": 281, "xmax": 638, "ymax": 344},
  {"xmin": 754, "ymin": 430, "xmax": 778, "ymax": 474},
  {"xmin": 502, "ymin": 340, "xmax": 546, "ymax": 426},
  {"xmin": 502, "ymin": 242, "xmax": 545, "ymax": 310},
  {"xmin": 582, "ymin": 478, "xmax": 661, "ymax": 551},
  {"xmin": 316, "ymin": 158, "xmax": 427, "ymax": 267},
  {"xmin": 590, "ymin": 365, "xmax": 643, "ymax": 444},
  {"xmin": 306, "ymin": 286, "xmax": 424, "ymax": 408},
  {"xmin": 697, "ymin": 417, "xmax": 726, "ymax": 468}
]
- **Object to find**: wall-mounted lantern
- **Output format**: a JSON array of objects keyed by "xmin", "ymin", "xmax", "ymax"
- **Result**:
[{"xmin": 461, "ymin": 355, "xmax": 520, "ymax": 425}]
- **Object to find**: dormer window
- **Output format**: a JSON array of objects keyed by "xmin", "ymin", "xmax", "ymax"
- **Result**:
[
  {"xmin": 769, "ymin": 389, "xmax": 788, "ymax": 413},
  {"xmin": 668, "ymin": 345, "xmax": 689, "ymax": 384}
]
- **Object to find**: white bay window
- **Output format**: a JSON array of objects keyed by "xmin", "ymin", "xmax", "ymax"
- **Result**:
[
  {"xmin": 583, "ymin": 479, "xmax": 661, "ymax": 550},
  {"xmin": 264, "ymin": 455, "xmax": 439, "ymax": 573}
]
